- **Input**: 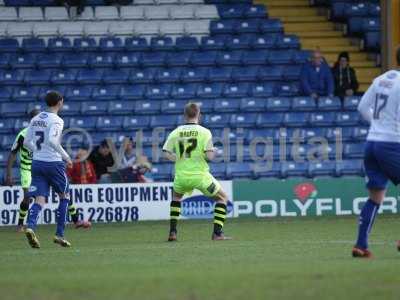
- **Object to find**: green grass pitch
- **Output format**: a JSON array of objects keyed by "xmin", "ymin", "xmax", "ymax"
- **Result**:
[{"xmin": 0, "ymin": 216, "xmax": 399, "ymax": 300}]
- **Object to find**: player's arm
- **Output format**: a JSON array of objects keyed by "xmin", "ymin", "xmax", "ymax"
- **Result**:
[
  {"xmin": 23, "ymin": 124, "xmax": 36, "ymax": 152},
  {"xmin": 48, "ymin": 122, "xmax": 72, "ymax": 165},
  {"xmin": 204, "ymin": 130, "xmax": 216, "ymax": 161},
  {"xmin": 357, "ymin": 81, "xmax": 375, "ymax": 122},
  {"xmin": 5, "ymin": 136, "xmax": 22, "ymax": 186},
  {"xmin": 162, "ymin": 132, "xmax": 177, "ymax": 162}
]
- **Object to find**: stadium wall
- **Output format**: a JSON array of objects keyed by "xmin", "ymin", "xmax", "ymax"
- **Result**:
[{"xmin": 0, "ymin": 178, "xmax": 398, "ymax": 226}]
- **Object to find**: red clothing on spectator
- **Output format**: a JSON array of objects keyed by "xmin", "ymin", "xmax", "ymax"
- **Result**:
[{"xmin": 67, "ymin": 161, "xmax": 97, "ymax": 184}]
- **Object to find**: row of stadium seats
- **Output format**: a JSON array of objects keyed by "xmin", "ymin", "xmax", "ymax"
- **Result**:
[
  {"xmin": 0, "ymin": 159, "xmax": 364, "ymax": 183},
  {"xmin": 330, "ymin": 2, "xmax": 380, "ymax": 20},
  {"xmin": 3, "ymin": 0, "xmax": 206, "ymax": 6},
  {"xmin": 0, "ymin": 34, "xmax": 299, "ymax": 53},
  {"xmin": 0, "ymin": 5, "xmax": 219, "ymax": 21}
]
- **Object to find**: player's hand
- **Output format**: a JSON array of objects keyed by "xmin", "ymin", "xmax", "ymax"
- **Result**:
[
  {"xmin": 66, "ymin": 159, "xmax": 73, "ymax": 169},
  {"xmin": 5, "ymin": 174, "xmax": 13, "ymax": 187},
  {"xmin": 345, "ymin": 89, "xmax": 354, "ymax": 96}
]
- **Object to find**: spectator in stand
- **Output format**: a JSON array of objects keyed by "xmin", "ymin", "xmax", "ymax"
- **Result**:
[
  {"xmin": 121, "ymin": 137, "xmax": 136, "ymax": 169},
  {"xmin": 332, "ymin": 51, "xmax": 359, "ymax": 100},
  {"xmin": 67, "ymin": 144, "xmax": 97, "ymax": 184},
  {"xmin": 88, "ymin": 140, "xmax": 115, "ymax": 183},
  {"xmin": 118, "ymin": 156, "xmax": 153, "ymax": 183},
  {"xmin": 300, "ymin": 49, "xmax": 334, "ymax": 99}
]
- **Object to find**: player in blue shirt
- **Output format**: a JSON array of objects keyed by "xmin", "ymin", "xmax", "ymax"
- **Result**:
[
  {"xmin": 352, "ymin": 47, "xmax": 400, "ymax": 258},
  {"xmin": 24, "ymin": 91, "xmax": 73, "ymax": 248}
]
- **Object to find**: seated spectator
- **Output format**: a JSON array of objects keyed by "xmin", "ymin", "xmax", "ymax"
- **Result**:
[
  {"xmin": 88, "ymin": 140, "xmax": 115, "ymax": 183},
  {"xmin": 117, "ymin": 156, "xmax": 153, "ymax": 183},
  {"xmin": 332, "ymin": 51, "xmax": 359, "ymax": 100},
  {"xmin": 300, "ymin": 49, "xmax": 334, "ymax": 99},
  {"xmin": 67, "ymin": 144, "xmax": 97, "ymax": 184},
  {"xmin": 121, "ymin": 137, "xmax": 136, "ymax": 169}
]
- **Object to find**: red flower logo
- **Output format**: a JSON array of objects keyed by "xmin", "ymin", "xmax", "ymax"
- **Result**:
[{"xmin": 294, "ymin": 183, "xmax": 317, "ymax": 202}]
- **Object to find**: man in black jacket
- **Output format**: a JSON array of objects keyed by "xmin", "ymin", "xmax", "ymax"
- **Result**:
[{"xmin": 332, "ymin": 51, "xmax": 359, "ymax": 100}]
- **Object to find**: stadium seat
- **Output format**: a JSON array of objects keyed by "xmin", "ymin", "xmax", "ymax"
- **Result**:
[
  {"xmin": 99, "ymin": 37, "xmax": 124, "ymax": 52},
  {"xmin": 124, "ymin": 37, "xmax": 149, "ymax": 51},
  {"xmin": 1, "ymin": 102, "xmax": 27, "ymax": 117},
  {"xmin": 242, "ymin": 50, "xmax": 268, "ymax": 65},
  {"xmin": 48, "ymin": 37, "xmax": 73, "ymax": 52},
  {"xmin": 265, "ymin": 97, "xmax": 291, "ymax": 111},
  {"xmin": 19, "ymin": 7, "xmax": 43, "ymax": 21},
  {"xmin": 92, "ymin": 85, "xmax": 120, "ymax": 101},
  {"xmin": 96, "ymin": 116, "xmax": 123, "ymax": 131},
  {"xmin": 352, "ymin": 127, "xmax": 369, "ymax": 141},
  {"xmin": 203, "ymin": 114, "xmax": 230, "ymax": 128},
  {"xmin": 281, "ymin": 161, "xmax": 308, "ymax": 178},
  {"xmin": 108, "ymin": 100, "xmax": 135, "ymax": 115},
  {"xmin": 310, "ymin": 112, "xmax": 335, "ymax": 126},
  {"xmin": 116, "ymin": 53, "xmax": 142, "ymax": 68},
  {"xmin": 123, "ymin": 116, "xmax": 151, "ymax": 129},
  {"xmin": 73, "ymin": 37, "xmax": 98, "ymax": 52},
  {"xmin": 336, "ymin": 159, "xmax": 364, "ymax": 176},
  {"xmin": 201, "ymin": 36, "xmax": 225, "ymax": 51},
  {"xmin": 318, "ymin": 96, "xmax": 342, "ymax": 111},
  {"xmin": 254, "ymin": 161, "xmax": 281, "ymax": 178},
  {"xmin": 0, "ymin": 118, "xmax": 16, "ymax": 133},
  {"xmin": 194, "ymin": 99, "xmax": 214, "ymax": 113},
  {"xmin": 180, "ymin": 67, "xmax": 207, "ymax": 83},
  {"xmin": 36, "ymin": 53, "xmax": 63, "ymax": 69},
  {"xmin": 142, "ymin": 52, "xmax": 166, "ymax": 67},
  {"xmin": 10, "ymin": 54, "xmax": 36, "ymax": 69},
  {"xmin": 166, "ymin": 51, "xmax": 192, "ymax": 67},
  {"xmin": 231, "ymin": 66, "xmax": 259, "ymax": 82},
  {"xmin": 197, "ymin": 83, "xmax": 223, "ymax": 98},
  {"xmin": 0, "ymin": 7, "xmax": 17, "ymax": 21},
  {"xmin": 150, "ymin": 115, "xmax": 177, "ymax": 128},
  {"xmin": 326, "ymin": 127, "xmax": 353, "ymax": 142},
  {"xmin": 24, "ymin": 69, "xmax": 52, "ymax": 85},
  {"xmin": 103, "ymin": 69, "xmax": 129, "ymax": 84},
  {"xmin": 335, "ymin": 111, "xmax": 360, "ymax": 126},
  {"xmin": 0, "ymin": 38, "xmax": 19, "ymax": 53},
  {"xmin": 214, "ymin": 99, "xmax": 240, "ymax": 113},
  {"xmin": 0, "ymin": 70, "xmax": 24, "ymax": 85},
  {"xmin": 226, "ymin": 162, "xmax": 254, "ymax": 179},
  {"xmin": 258, "ymin": 66, "xmax": 283, "ymax": 81},
  {"xmin": 81, "ymin": 101, "xmax": 108, "ymax": 115},
  {"xmin": 256, "ymin": 113, "xmax": 284, "ymax": 127},
  {"xmin": 69, "ymin": 116, "xmax": 97, "ymax": 130},
  {"xmin": 120, "ymin": 85, "xmax": 146, "ymax": 100},
  {"xmin": 230, "ymin": 113, "xmax": 257, "ymax": 127},
  {"xmin": 191, "ymin": 51, "xmax": 217, "ymax": 66},
  {"xmin": 65, "ymin": 86, "xmax": 93, "ymax": 101},
  {"xmin": 308, "ymin": 161, "xmax": 336, "ymax": 177},
  {"xmin": 251, "ymin": 83, "xmax": 275, "ymax": 98},
  {"xmin": 344, "ymin": 142, "xmax": 364, "ymax": 159},
  {"xmin": 51, "ymin": 69, "xmax": 77, "ymax": 85},
  {"xmin": 88, "ymin": 53, "xmax": 115, "ymax": 68},
  {"xmin": 292, "ymin": 96, "xmax": 316, "ymax": 111},
  {"xmin": 223, "ymin": 83, "xmax": 250, "ymax": 98},
  {"xmin": 77, "ymin": 69, "xmax": 103, "ymax": 84},
  {"xmin": 161, "ymin": 99, "xmax": 187, "ymax": 114},
  {"xmin": 45, "ymin": 7, "xmax": 69, "ymax": 21},
  {"xmin": 209, "ymin": 163, "xmax": 227, "ymax": 179},
  {"xmin": 154, "ymin": 68, "xmax": 181, "ymax": 83},
  {"xmin": 151, "ymin": 163, "xmax": 173, "ymax": 181},
  {"xmin": 135, "ymin": 100, "xmax": 161, "ymax": 114},
  {"xmin": 175, "ymin": 36, "xmax": 199, "ymax": 51},
  {"xmin": 284, "ymin": 112, "xmax": 309, "ymax": 127}
]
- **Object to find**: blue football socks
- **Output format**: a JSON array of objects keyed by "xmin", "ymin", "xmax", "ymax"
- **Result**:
[
  {"xmin": 356, "ymin": 199, "xmax": 380, "ymax": 249},
  {"xmin": 27, "ymin": 203, "xmax": 42, "ymax": 230},
  {"xmin": 56, "ymin": 198, "xmax": 69, "ymax": 237}
]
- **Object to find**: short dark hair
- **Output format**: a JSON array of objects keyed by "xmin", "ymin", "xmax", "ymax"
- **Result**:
[
  {"xmin": 45, "ymin": 91, "xmax": 63, "ymax": 107},
  {"xmin": 184, "ymin": 102, "xmax": 200, "ymax": 119},
  {"xmin": 397, "ymin": 46, "xmax": 400, "ymax": 66},
  {"xmin": 29, "ymin": 109, "xmax": 40, "ymax": 119},
  {"xmin": 100, "ymin": 139, "xmax": 110, "ymax": 149}
]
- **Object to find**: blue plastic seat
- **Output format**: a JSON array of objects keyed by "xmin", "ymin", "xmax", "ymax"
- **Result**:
[
  {"xmin": 92, "ymin": 85, "xmax": 120, "ymax": 100},
  {"xmin": 352, "ymin": 127, "xmax": 369, "ymax": 141},
  {"xmin": 344, "ymin": 142, "xmax": 364, "ymax": 159},
  {"xmin": 310, "ymin": 112, "xmax": 335, "ymax": 126},
  {"xmin": 214, "ymin": 98, "xmax": 240, "ymax": 113},
  {"xmin": 180, "ymin": 67, "xmax": 207, "ymax": 83},
  {"xmin": 99, "ymin": 37, "xmax": 124, "ymax": 52},
  {"xmin": 345, "ymin": 3, "xmax": 369, "ymax": 17},
  {"xmin": 0, "ymin": 119, "xmax": 15, "ymax": 133},
  {"xmin": 258, "ymin": 66, "xmax": 283, "ymax": 81},
  {"xmin": 223, "ymin": 83, "xmax": 250, "ymax": 98},
  {"xmin": 226, "ymin": 162, "xmax": 253, "ymax": 179},
  {"xmin": 10, "ymin": 54, "xmax": 36, "ymax": 69},
  {"xmin": 103, "ymin": 69, "xmax": 129, "ymax": 84},
  {"xmin": 336, "ymin": 159, "xmax": 364, "ymax": 176},
  {"xmin": 69, "ymin": 116, "xmax": 97, "ymax": 130},
  {"xmin": 363, "ymin": 18, "xmax": 380, "ymax": 32},
  {"xmin": 120, "ymin": 85, "xmax": 146, "ymax": 100},
  {"xmin": 24, "ymin": 69, "xmax": 52, "ymax": 85},
  {"xmin": 245, "ymin": 4, "xmax": 267, "ymax": 18},
  {"xmin": 151, "ymin": 36, "xmax": 175, "ymax": 51},
  {"xmin": 146, "ymin": 84, "xmax": 171, "ymax": 99},
  {"xmin": 123, "ymin": 116, "xmax": 151, "ymax": 129},
  {"xmin": 364, "ymin": 31, "xmax": 380, "ymax": 51},
  {"xmin": 197, "ymin": 83, "xmax": 223, "ymax": 98},
  {"xmin": 303, "ymin": 127, "xmax": 326, "ymax": 141},
  {"xmin": 284, "ymin": 112, "xmax": 309, "ymax": 127},
  {"xmin": 166, "ymin": 51, "xmax": 192, "ymax": 67},
  {"xmin": 65, "ymin": 86, "xmax": 92, "ymax": 101},
  {"xmin": 51, "ymin": 69, "xmax": 77, "ymax": 85},
  {"xmin": 135, "ymin": 100, "xmax": 161, "ymax": 114},
  {"xmin": 335, "ymin": 111, "xmax": 360, "ymax": 126},
  {"xmin": 236, "ymin": 19, "xmax": 260, "ymax": 34},
  {"xmin": 201, "ymin": 36, "xmax": 225, "ymax": 50},
  {"xmin": 142, "ymin": 52, "xmax": 166, "ymax": 67},
  {"xmin": 171, "ymin": 84, "xmax": 197, "ymax": 99},
  {"xmin": 151, "ymin": 164, "xmax": 173, "ymax": 181},
  {"xmin": 115, "ymin": 53, "xmax": 142, "ymax": 68},
  {"xmin": 191, "ymin": 51, "xmax": 217, "ymax": 66},
  {"xmin": 62, "ymin": 53, "xmax": 88, "ymax": 68},
  {"xmin": 216, "ymin": 51, "xmax": 242, "ymax": 66},
  {"xmin": 0, "ymin": 54, "xmax": 10, "ymax": 69},
  {"xmin": 1, "ymin": 134, "xmax": 16, "ymax": 151},
  {"xmin": 48, "ymin": 37, "xmax": 73, "ymax": 52},
  {"xmin": 281, "ymin": 161, "xmax": 309, "ymax": 178},
  {"xmin": 256, "ymin": 113, "xmax": 284, "ymax": 127},
  {"xmin": 292, "ymin": 96, "xmax": 316, "ymax": 111},
  {"xmin": 207, "ymin": 67, "xmax": 231, "ymax": 82},
  {"xmin": 209, "ymin": 163, "xmax": 227, "ymax": 179},
  {"xmin": 36, "ymin": 53, "xmax": 63, "ymax": 69},
  {"xmin": 254, "ymin": 161, "xmax": 281, "ymax": 178},
  {"xmin": 276, "ymin": 35, "xmax": 300, "ymax": 49},
  {"xmin": 230, "ymin": 113, "xmax": 257, "ymax": 127},
  {"xmin": 175, "ymin": 36, "xmax": 199, "ymax": 51},
  {"xmin": 203, "ymin": 114, "xmax": 230, "ymax": 128},
  {"xmin": 195, "ymin": 99, "xmax": 214, "ymax": 113},
  {"xmin": 125, "ymin": 37, "xmax": 148, "ymax": 52},
  {"xmin": 283, "ymin": 65, "xmax": 301, "ymax": 80},
  {"xmin": 108, "ymin": 100, "xmax": 135, "ymax": 115},
  {"xmin": 231, "ymin": 66, "xmax": 259, "ymax": 82},
  {"xmin": 242, "ymin": 50, "xmax": 268, "ymax": 65},
  {"xmin": 0, "ymin": 102, "xmax": 27, "ymax": 117},
  {"xmin": 266, "ymin": 97, "xmax": 291, "ymax": 111},
  {"xmin": 259, "ymin": 19, "xmax": 283, "ymax": 33},
  {"xmin": 0, "ymin": 70, "xmax": 24, "ymax": 86},
  {"xmin": 309, "ymin": 161, "xmax": 336, "ymax": 177},
  {"xmin": 21, "ymin": 38, "xmax": 46, "ymax": 53},
  {"xmin": 88, "ymin": 53, "xmax": 115, "ymax": 68},
  {"xmin": 77, "ymin": 69, "xmax": 103, "ymax": 84},
  {"xmin": 96, "ymin": 116, "xmax": 123, "ymax": 131},
  {"xmin": 73, "ymin": 38, "xmax": 98, "ymax": 52},
  {"xmin": 150, "ymin": 115, "xmax": 178, "ymax": 129},
  {"xmin": 81, "ymin": 101, "xmax": 108, "ymax": 115},
  {"xmin": 251, "ymin": 83, "xmax": 275, "ymax": 97},
  {"xmin": 251, "ymin": 34, "xmax": 276, "ymax": 49},
  {"xmin": 161, "ymin": 99, "xmax": 187, "ymax": 114},
  {"xmin": 225, "ymin": 34, "xmax": 252, "ymax": 50},
  {"xmin": 0, "ymin": 38, "xmax": 19, "ymax": 53},
  {"xmin": 293, "ymin": 50, "xmax": 312, "ymax": 64},
  {"xmin": 210, "ymin": 20, "xmax": 236, "ymax": 34},
  {"xmin": 318, "ymin": 96, "xmax": 342, "ymax": 111},
  {"xmin": 268, "ymin": 50, "xmax": 293, "ymax": 64},
  {"xmin": 218, "ymin": 4, "xmax": 245, "ymax": 19},
  {"xmin": 0, "ymin": 88, "xmax": 12, "ymax": 102},
  {"xmin": 326, "ymin": 127, "xmax": 353, "ymax": 142},
  {"xmin": 129, "ymin": 68, "xmax": 154, "ymax": 84},
  {"xmin": 331, "ymin": 2, "xmax": 346, "ymax": 20},
  {"xmin": 154, "ymin": 68, "xmax": 181, "ymax": 83}
]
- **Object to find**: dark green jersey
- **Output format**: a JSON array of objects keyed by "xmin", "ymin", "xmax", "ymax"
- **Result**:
[{"xmin": 11, "ymin": 128, "xmax": 32, "ymax": 172}]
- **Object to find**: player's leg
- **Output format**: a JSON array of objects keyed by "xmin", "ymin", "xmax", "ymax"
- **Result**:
[
  {"xmin": 50, "ymin": 162, "xmax": 72, "ymax": 247},
  {"xmin": 353, "ymin": 142, "xmax": 387, "ymax": 258},
  {"xmin": 17, "ymin": 170, "xmax": 33, "ymax": 231},
  {"xmin": 168, "ymin": 190, "xmax": 184, "ymax": 242},
  {"xmin": 199, "ymin": 174, "xmax": 231, "ymax": 240},
  {"xmin": 68, "ymin": 199, "xmax": 91, "ymax": 229}
]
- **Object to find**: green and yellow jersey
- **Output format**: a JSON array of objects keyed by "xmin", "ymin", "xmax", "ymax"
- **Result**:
[
  {"xmin": 162, "ymin": 123, "xmax": 214, "ymax": 176},
  {"xmin": 11, "ymin": 128, "xmax": 32, "ymax": 173}
]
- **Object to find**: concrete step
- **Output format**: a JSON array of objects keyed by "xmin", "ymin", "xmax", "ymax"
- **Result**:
[
  {"xmin": 320, "ymin": 45, "xmax": 360, "ymax": 52},
  {"xmin": 324, "ymin": 52, "xmax": 368, "ymax": 62},
  {"xmin": 268, "ymin": 7, "xmax": 318, "ymax": 17},
  {"xmin": 289, "ymin": 30, "xmax": 343, "ymax": 37},
  {"xmin": 359, "ymin": 83, "xmax": 371, "ymax": 91},
  {"xmin": 280, "ymin": 15, "xmax": 327, "ymax": 22},
  {"xmin": 301, "ymin": 37, "xmax": 350, "ymax": 47},
  {"xmin": 284, "ymin": 22, "xmax": 333, "ymax": 31},
  {"xmin": 350, "ymin": 61, "xmax": 377, "ymax": 68},
  {"xmin": 257, "ymin": 0, "xmax": 309, "ymax": 7}
]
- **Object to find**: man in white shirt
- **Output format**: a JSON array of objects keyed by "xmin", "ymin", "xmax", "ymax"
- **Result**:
[
  {"xmin": 23, "ymin": 91, "xmax": 73, "ymax": 249},
  {"xmin": 352, "ymin": 47, "xmax": 400, "ymax": 258}
]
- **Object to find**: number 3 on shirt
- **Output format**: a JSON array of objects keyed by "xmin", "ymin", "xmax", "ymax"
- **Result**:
[
  {"xmin": 35, "ymin": 131, "xmax": 44, "ymax": 150},
  {"xmin": 373, "ymin": 93, "xmax": 388, "ymax": 120},
  {"xmin": 178, "ymin": 138, "xmax": 197, "ymax": 158}
]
